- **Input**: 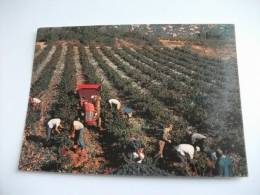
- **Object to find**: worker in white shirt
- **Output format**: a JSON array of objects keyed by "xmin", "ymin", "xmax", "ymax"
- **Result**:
[
  {"xmin": 175, "ymin": 144, "xmax": 200, "ymax": 161},
  {"xmin": 131, "ymin": 147, "xmax": 145, "ymax": 163},
  {"xmin": 71, "ymin": 120, "xmax": 86, "ymax": 149},
  {"xmin": 46, "ymin": 118, "xmax": 63, "ymax": 141},
  {"xmin": 29, "ymin": 96, "xmax": 41, "ymax": 108},
  {"xmin": 108, "ymin": 99, "xmax": 121, "ymax": 110}
]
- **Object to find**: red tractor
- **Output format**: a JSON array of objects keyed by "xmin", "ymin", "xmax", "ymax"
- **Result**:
[{"xmin": 76, "ymin": 84, "xmax": 102, "ymax": 128}]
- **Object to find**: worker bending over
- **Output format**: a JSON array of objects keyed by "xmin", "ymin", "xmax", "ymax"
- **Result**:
[
  {"xmin": 108, "ymin": 99, "xmax": 121, "ymax": 110},
  {"xmin": 46, "ymin": 118, "xmax": 63, "ymax": 141},
  {"xmin": 29, "ymin": 96, "xmax": 41, "ymax": 108},
  {"xmin": 71, "ymin": 120, "xmax": 86, "ymax": 149},
  {"xmin": 175, "ymin": 144, "xmax": 200, "ymax": 161},
  {"xmin": 187, "ymin": 127, "xmax": 207, "ymax": 151},
  {"xmin": 156, "ymin": 124, "xmax": 173, "ymax": 158}
]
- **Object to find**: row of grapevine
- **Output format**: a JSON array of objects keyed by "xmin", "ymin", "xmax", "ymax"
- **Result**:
[
  {"xmin": 149, "ymin": 46, "xmax": 225, "ymax": 84},
  {"xmin": 99, "ymin": 46, "xmax": 212, "ymax": 130},
  {"xmin": 167, "ymin": 47, "xmax": 223, "ymax": 68},
  {"xmin": 99, "ymin": 46, "xmax": 185, "ymax": 110},
  {"xmin": 90, "ymin": 46, "xmax": 178, "ymax": 126},
  {"xmin": 31, "ymin": 45, "xmax": 57, "ymax": 84},
  {"xmin": 154, "ymin": 46, "xmax": 225, "ymax": 75},
  {"xmin": 120, "ymin": 46, "xmax": 221, "ymax": 95},
  {"xmin": 32, "ymin": 44, "xmax": 53, "ymax": 72},
  {"xmin": 48, "ymin": 44, "xmax": 79, "ymax": 128},
  {"xmin": 135, "ymin": 45, "xmax": 224, "ymax": 87},
  {"xmin": 25, "ymin": 45, "xmax": 63, "ymax": 128},
  {"xmin": 30, "ymin": 46, "xmax": 61, "ymax": 97}
]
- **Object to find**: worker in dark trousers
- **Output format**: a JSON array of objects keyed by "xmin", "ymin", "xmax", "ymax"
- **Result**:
[{"xmin": 71, "ymin": 120, "xmax": 86, "ymax": 149}]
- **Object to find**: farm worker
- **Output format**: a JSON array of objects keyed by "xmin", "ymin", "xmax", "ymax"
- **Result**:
[
  {"xmin": 131, "ymin": 147, "xmax": 145, "ymax": 163},
  {"xmin": 175, "ymin": 144, "xmax": 200, "ymax": 161},
  {"xmin": 108, "ymin": 98, "xmax": 121, "ymax": 110},
  {"xmin": 156, "ymin": 124, "xmax": 173, "ymax": 158},
  {"xmin": 29, "ymin": 96, "xmax": 41, "ymax": 107},
  {"xmin": 187, "ymin": 127, "xmax": 207, "ymax": 151},
  {"xmin": 71, "ymin": 120, "xmax": 86, "ymax": 149},
  {"xmin": 92, "ymin": 95, "xmax": 101, "ymax": 122},
  {"xmin": 46, "ymin": 118, "xmax": 63, "ymax": 141},
  {"xmin": 127, "ymin": 139, "xmax": 145, "ymax": 163},
  {"xmin": 216, "ymin": 149, "xmax": 232, "ymax": 177},
  {"xmin": 122, "ymin": 107, "xmax": 134, "ymax": 118},
  {"xmin": 205, "ymin": 149, "xmax": 218, "ymax": 176}
]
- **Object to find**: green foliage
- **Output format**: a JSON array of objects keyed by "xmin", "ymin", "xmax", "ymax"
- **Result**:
[
  {"xmin": 113, "ymin": 162, "xmax": 171, "ymax": 176},
  {"xmin": 30, "ymin": 45, "xmax": 62, "ymax": 97}
]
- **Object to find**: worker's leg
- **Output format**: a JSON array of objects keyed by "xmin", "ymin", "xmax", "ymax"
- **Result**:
[
  {"xmin": 46, "ymin": 127, "xmax": 52, "ymax": 141},
  {"xmin": 156, "ymin": 140, "xmax": 165, "ymax": 158},
  {"xmin": 77, "ymin": 128, "xmax": 86, "ymax": 148}
]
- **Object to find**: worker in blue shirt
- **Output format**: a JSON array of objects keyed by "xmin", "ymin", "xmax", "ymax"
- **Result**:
[{"xmin": 216, "ymin": 149, "xmax": 233, "ymax": 177}]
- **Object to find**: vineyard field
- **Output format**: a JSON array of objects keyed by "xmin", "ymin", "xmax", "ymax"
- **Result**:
[{"xmin": 19, "ymin": 24, "xmax": 247, "ymax": 177}]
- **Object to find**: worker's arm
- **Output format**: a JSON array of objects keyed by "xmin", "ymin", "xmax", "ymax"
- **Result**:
[{"xmin": 55, "ymin": 125, "xmax": 61, "ymax": 133}]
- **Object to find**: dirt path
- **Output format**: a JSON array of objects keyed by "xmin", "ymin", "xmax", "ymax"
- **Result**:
[
  {"xmin": 73, "ymin": 46, "xmax": 85, "ymax": 84},
  {"xmin": 37, "ymin": 44, "xmax": 67, "ymax": 132},
  {"xmin": 32, "ymin": 45, "xmax": 57, "ymax": 85}
]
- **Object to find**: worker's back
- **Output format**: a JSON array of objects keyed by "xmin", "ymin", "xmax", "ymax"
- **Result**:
[{"xmin": 175, "ymin": 144, "xmax": 195, "ymax": 160}]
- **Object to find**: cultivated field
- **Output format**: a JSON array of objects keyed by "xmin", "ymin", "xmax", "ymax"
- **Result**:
[{"xmin": 19, "ymin": 25, "xmax": 246, "ymax": 176}]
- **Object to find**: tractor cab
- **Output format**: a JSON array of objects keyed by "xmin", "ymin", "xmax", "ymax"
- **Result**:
[{"xmin": 76, "ymin": 84, "xmax": 102, "ymax": 127}]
